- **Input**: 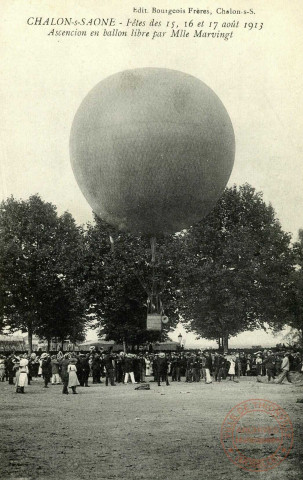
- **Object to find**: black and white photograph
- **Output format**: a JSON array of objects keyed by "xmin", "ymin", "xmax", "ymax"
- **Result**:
[{"xmin": 0, "ymin": 1, "xmax": 303, "ymax": 479}]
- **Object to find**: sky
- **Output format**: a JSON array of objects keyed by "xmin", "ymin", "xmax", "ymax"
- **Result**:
[{"xmin": 1, "ymin": 0, "xmax": 303, "ymax": 348}]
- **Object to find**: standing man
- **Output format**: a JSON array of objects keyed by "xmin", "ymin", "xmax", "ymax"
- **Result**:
[
  {"xmin": 152, "ymin": 355, "xmax": 158, "ymax": 383},
  {"xmin": 124, "ymin": 354, "xmax": 136, "ymax": 384},
  {"xmin": 156, "ymin": 352, "xmax": 169, "ymax": 386},
  {"xmin": 81, "ymin": 353, "xmax": 90, "ymax": 387},
  {"xmin": 60, "ymin": 354, "xmax": 70, "ymax": 394},
  {"xmin": 213, "ymin": 352, "xmax": 220, "ymax": 382},
  {"xmin": 275, "ymin": 353, "xmax": 291, "ymax": 384},
  {"xmin": 175, "ymin": 353, "xmax": 182, "ymax": 382},
  {"xmin": 217, "ymin": 354, "xmax": 226, "ymax": 382},
  {"xmin": 104, "ymin": 348, "xmax": 116, "ymax": 386},
  {"xmin": 41, "ymin": 353, "xmax": 52, "ymax": 388},
  {"xmin": 116, "ymin": 352, "xmax": 125, "ymax": 383},
  {"xmin": 185, "ymin": 354, "xmax": 193, "ymax": 383},
  {"xmin": 7, "ymin": 354, "xmax": 16, "ymax": 385},
  {"xmin": 171, "ymin": 354, "xmax": 179, "ymax": 382},
  {"xmin": 235, "ymin": 353, "xmax": 242, "ymax": 379},
  {"xmin": 240, "ymin": 353, "xmax": 247, "ymax": 377},
  {"xmin": 192, "ymin": 354, "xmax": 201, "ymax": 382},
  {"xmin": 138, "ymin": 354, "xmax": 146, "ymax": 383},
  {"xmin": 51, "ymin": 355, "xmax": 61, "ymax": 385},
  {"xmin": 91, "ymin": 353, "xmax": 102, "ymax": 384},
  {"xmin": 28, "ymin": 353, "xmax": 37, "ymax": 384},
  {"xmin": 264, "ymin": 352, "xmax": 276, "ymax": 382}
]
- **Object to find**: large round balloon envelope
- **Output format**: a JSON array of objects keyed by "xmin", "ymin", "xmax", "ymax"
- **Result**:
[{"xmin": 70, "ymin": 68, "xmax": 235, "ymax": 235}]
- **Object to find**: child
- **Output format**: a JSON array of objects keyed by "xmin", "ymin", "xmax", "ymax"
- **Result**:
[{"xmin": 68, "ymin": 358, "xmax": 80, "ymax": 394}]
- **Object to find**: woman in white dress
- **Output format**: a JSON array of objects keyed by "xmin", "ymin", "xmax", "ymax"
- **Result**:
[
  {"xmin": 228, "ymin": 355, "xmax": 236, "ymax": 381},
  {"xmin": 16, "ymin": 356, "xmax": 29, "ymax": 393},
  {"xmin": 145, "ymin": 356, "xmax": 151, "ymax": 376},
  {"xmin": 68, "ymin": 359, "xmax": 80, "ymax": 394},
  {"xmin": 0, "ymin": 356, "xmax": 5, "ymax": 382},
  {"xmin": 38, "ymin": 357, "xmax": 43, "ymax": 376}
]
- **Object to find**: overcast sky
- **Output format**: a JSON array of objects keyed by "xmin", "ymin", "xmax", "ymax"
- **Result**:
[{"xmin": 1, "ymin": 0, "xmax": 302, "ymax": 347}]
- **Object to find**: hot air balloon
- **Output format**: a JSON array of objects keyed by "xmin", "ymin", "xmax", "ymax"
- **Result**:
[
  {"xmin": 70, "ymin": 68, "xmax": 235, "ymax": 236},
  {"xmin": 70, "ymin": 68, "xmax": 235, "ymax": 329}
]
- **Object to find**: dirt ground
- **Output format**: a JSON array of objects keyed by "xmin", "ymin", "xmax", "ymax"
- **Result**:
[{"xmin": 0, "ymin": 377, "xmax": 302, "ymax": 480}]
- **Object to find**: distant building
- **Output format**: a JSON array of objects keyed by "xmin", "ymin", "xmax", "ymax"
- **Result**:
[
  {"xmin": 153, "ymin": 341, "xmax": 179, "ymax": 352},
  {"xmin": 77, "ymin": 340, "xmax": 123, "ymax": 352},
  {"xmin": 0, "ymin": 335, "xmax": 25, "ymax": 352}
]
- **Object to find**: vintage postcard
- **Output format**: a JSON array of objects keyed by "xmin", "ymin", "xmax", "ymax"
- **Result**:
[{"xmin": 1, "ymin": 1, "xmax": 302, "ymax": 479}]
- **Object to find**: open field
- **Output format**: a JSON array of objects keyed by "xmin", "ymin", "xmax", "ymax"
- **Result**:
[{"xmin": 0, "ymin": 378, "xmax": 302, "ymax": 480}]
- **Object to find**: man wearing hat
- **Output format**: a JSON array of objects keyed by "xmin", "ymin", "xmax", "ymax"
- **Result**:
[
  {"xmin": 116, "ymin": 352, "xmax": 125, "ymax": 383},
  {"xmin": 60, "ymin": 354, "xmax": 70, "ymax": 394},
  {"xmin": 79, "ymin": 353, "xmax": 90, "ymax": 387},
  {"xmin": 275, "ymin": 353, "xmax": 291, "ymax": 384},
  {"xmin": 152, "ymin": 355, "xmax": 158, "ymax": 383},
  {"xmin": 124, "ymin": 354, "xmax": 136, "ymax": 384},
  {"xmin": 216, "ymin": 353, "xmax": 227, "ymax": 382},
  {"xmin": 28, "ymin": 353, "xmax": 38, "ymax": 382},
  {"xmin": 6, "ymin": 354, "xmax": 16, "ymax": 385},
  {"xmin": 185, "ymin": 354, "xmax": 194, "ymax": 383},
  {"xmin": 156, "ymin": 352, "xmax": 169, "ymax": 386},
  {"xmin": 41, "ymin": 353, "xmax": 52, "ymax": 388},
  {"xmin": 264, "ymin": 351, "xmax": 276, "ymax": 382},
  {"xmin": 192, "ymin": 354, "xmax": 201, "ymax": 382},
  {"xmin": 104, "ymin": 348, "xmax": 116, "ymax": 386},
  {"xmin": 51, "ymin": 355, "xmax": 61, "ymax": 385},
  {"xmin": 170, "ymin": 353, "xmax": 177, "ymax": 382},
  {"xmin": 91, "ymin": 353, "xmax": 102, "ymax": 384},
  {"xmin": 213, "ymin": 352, "xmax": 220, "ymax": 382}
]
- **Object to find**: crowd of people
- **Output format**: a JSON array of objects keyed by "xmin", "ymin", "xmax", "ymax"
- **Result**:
[{"xmin": 0, "ymin": 347, "xmax": 302, "ymax": 394}]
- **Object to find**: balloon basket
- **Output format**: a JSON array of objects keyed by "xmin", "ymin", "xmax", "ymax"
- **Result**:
[{"xmin": 146, "ymin": 313, "xmax": 162, "ymax": 331}]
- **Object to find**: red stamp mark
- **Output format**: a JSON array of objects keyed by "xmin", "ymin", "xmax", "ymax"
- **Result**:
[{"xmin": 220, "ymin": 399, "xmax": 293, "ymax": 472}]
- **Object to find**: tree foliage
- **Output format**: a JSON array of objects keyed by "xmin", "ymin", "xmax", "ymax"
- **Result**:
[
  {"xmin": 0, "ymin": 195, "xmax": 87, "ymax": 350},
  {"xmin": 174, "ymin": 184, "xmax": 294, "ymax": 349},
  {"xmin": 0, "ymin": 185, "xmax": 297, "ymax": 352},
  {"xmin": 83, "ymin": 215, "xmax": 180, "ymax": 347},
  {"xmin": 285, "ymin": 229, "xmax": 303, "ymax": 343}
]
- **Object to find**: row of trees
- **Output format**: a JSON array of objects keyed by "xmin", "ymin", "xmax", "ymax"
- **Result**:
[{"xmin": 0, "ymin": 185, "xmax": 302, "ymax": 352}]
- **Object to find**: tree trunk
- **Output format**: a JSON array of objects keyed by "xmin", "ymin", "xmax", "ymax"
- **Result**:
[
  {"xmin": 223, "ymin": 332, "xmax": 229, "ymax": 353},
  {"xmin": 47, "ymin": 338, "xmax": 51, "ymax": 353},
  {"xmin": 27, "ymin": 326, "xmax": 33, "ymax": 354}
]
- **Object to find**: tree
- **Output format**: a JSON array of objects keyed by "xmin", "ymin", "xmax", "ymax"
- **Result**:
[
  {"xmin": 174, "ymin": 184, "xmax": 294, "ymax": 351},
  {"xmin": 83, "ymin": 215, "xmax": 180, "ymax": 349},
  {"xmin": 0, "ymin": 195, "xmax": 88, "ymax": 351},
  {"xmin": 285, "ymin": 230, "xmax": 303, "ymax": 346},
  {"xmin": 32, "ymin": 212, "xmax": 88, "ymax": 349}
]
